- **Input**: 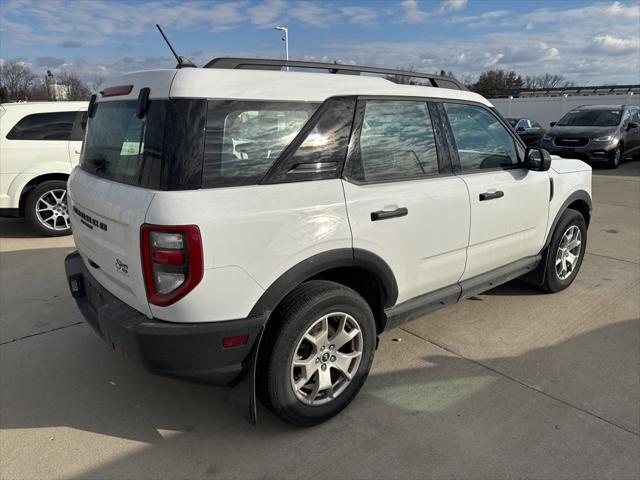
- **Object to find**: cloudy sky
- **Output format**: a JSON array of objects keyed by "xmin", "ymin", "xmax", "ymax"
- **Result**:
[{"xmin": 1, "ymin": 0, "xmax": 639, "ymax": 85}]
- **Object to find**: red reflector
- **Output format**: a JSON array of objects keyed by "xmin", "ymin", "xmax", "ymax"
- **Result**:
[
  {"xmin": 101, "ymin": 85, "xmax": 133, "ymax": 97},
  {"xmin": 151, "ymin": 249, "xmax": 184, "ymax": 266},
  {"xmin": 223, "ymin": 335, "xmax": 249, "ymax": 349}
]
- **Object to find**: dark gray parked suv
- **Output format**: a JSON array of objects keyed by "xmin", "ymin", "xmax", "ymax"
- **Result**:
[{"xmin": 540, "ymin": 104, "xmax": 640, "ymax": 168}]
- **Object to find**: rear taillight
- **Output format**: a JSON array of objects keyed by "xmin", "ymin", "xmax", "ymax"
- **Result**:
[{"xmin": 141, "ymin": 224, "xmax": 203, "ymax": 307}]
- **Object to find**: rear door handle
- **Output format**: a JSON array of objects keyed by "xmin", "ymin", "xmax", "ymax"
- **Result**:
[
  {"xmin": 479, "ymin": 190, "xmax": 504, "ymax": 201},
  {"xmin": 371, "ymin": 207, "xmax": 408, "ymax": 221}
]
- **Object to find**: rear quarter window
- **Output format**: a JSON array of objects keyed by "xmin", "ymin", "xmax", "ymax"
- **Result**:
[
  {"xmin": 202, "ymin": 100, "xmax": 318, "ymax": 188},
  {"xmin": 7, "ymin": 111, "xmax": 76, "ymax": 140}
]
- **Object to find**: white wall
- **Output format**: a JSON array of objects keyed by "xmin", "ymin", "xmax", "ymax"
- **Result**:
[{"xmin": 491, "ymin": 93, "xmax": 639, "ymax": 128}]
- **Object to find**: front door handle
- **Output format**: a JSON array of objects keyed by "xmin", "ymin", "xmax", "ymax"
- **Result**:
[
  {"xmin": 479, "ymin": 190, "xmax": 504, "ymax": 201},
  {"xmin": 371, "ymin": 207, "xmax": 408, "ymax": 221}
]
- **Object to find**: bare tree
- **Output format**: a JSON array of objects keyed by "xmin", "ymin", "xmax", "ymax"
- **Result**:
[
  {"xmin": 56, "ymin": 71, "xmax": 92, "ymax": 100},
  {"xmin": 0, "ymin": 61, "xmax": 37, "ymax": 101},
  {"xmin": 91, "ymin": 76, "xmax": 105, "ymax": 94},
  {"xmin": 523, "ymin": 73, "xmax": 575, "ymax": 90}
]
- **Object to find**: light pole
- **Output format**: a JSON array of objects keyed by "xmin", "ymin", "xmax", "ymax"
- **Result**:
[{"xmin": 275, "ymin": 26, "xmax": 289, "ymax": 70}]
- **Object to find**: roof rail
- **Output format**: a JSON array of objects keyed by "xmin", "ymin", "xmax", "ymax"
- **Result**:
[{"xmin": 203, "ymin": 57, "xmax": 467, "ymax": 91}]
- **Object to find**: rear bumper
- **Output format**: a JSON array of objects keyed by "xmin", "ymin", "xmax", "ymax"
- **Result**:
[{"xmin": 64, "ymin": 251, "xmax": 265, "ymax": 385}]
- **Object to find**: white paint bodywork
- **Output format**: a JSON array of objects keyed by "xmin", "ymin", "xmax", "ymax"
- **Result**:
[
  {"xmin": 99, "ymin": 68, "xmax": 492, "ymax": 106},
  {"xmin": 0, "ymin": 101, "xmax": 87, "ymax": 211},
  {"xmin": 68, "ymin": 69, "xmax": 592, "ymax": 324}
]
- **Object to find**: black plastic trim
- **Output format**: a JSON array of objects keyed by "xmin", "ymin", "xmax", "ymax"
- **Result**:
[
  {"xmin": 248, "ymin": 248, "xmax": 399, "ymax": 318},
  {"xmin": 542, "ymin": 190, "xmax": 592, "ymax": 250},
  {"xmin": 384, "ymin": 255, "xmax": 541, "ymax": 331},
  {"xmin": 204, "ymin": 57, "xmax": 468, "ymax": 90},
  {"xmin": 65, "ymin": 251, "xmax": 265, "ymax": 385}
]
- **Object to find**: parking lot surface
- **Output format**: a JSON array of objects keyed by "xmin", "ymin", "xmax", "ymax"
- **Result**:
[{"xmin": 1, "ymin": 163, "xmax": 639, "ymax": 479}]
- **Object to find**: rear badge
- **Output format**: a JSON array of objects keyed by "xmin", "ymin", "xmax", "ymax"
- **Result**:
[{"xmin": 115, "ymin": 258, "xmax": 129, "ymax": 276}]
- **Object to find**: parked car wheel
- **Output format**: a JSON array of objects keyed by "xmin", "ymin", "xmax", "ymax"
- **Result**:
[
  {"xmin": 257, "ymin": 280, "xmax": 376, "ymax": 427},
  {"xmin": 608, "ymin": 145, "xmax": 623, "ymax": 168},
  {"xmin": 541, "ymin": 208, "xmax": 587, "ymax": 292},
  {"xmin": 25, "ymin": 180, "xmax": 71, "ymax": 236}
]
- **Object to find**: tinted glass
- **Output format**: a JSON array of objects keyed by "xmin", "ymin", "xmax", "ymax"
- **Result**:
[
  {"xmin": 7, "ymin": 111, "xmax": 76, "ymax": 140},
  {"xmin": 70, "ymin": 111, "xmax": 87, "ymax": 141},
  {"xmin": 82, "ymin": 101, "xmax": 158, "ymax": 187},
  {"xmin": 557, "ymin": 109, "xmax": 622, "ymax": 127},
  {"xmin": 203, "ymin": 100, "xmax": 318, "ymax": 188},
  {"xmin": 358, "ymin": 100, "xmax": 438, "ymax": 182},
  {"xmin": 444, "ymin": 103, "xmax": 518, "ymax": 170},
  {"xmin": 80, "ymin": 99, "xmax": 205, "ymax": 189},
  {"xmin": 266, "ymin": 97, "xmax": 356, "ymax": 183}
]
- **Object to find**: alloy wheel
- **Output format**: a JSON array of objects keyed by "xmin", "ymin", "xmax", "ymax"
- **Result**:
[
  {"xmin": 555, "ymin": 225, "xmax": 582, "ymax": 280},
  {"xmin": 290, "ymin": 312, "xmax": 363, "ymax": 406},
  {"xmin": 35, "ymin": 188, "xmax": 70, "ymax": 231}
]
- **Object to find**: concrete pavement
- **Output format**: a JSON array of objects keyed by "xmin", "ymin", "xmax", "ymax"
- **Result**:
[{"xmin": 1, "ymin": 163, "xmax": 638, "ymax": 479}]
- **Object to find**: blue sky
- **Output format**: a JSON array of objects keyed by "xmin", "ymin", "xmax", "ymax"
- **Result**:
[{"xmin": 1, "ymin": 0, "xmax": 639, "ymax": 85}]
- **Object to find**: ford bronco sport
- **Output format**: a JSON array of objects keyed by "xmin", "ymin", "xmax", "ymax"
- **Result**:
[{"xmin": 65, "ymin": 58, "xmax": 592, "ymax": 426}]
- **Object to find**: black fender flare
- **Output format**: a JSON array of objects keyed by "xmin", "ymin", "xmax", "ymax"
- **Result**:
[
  {"xmin": 542, "ymin": 189, "xmax": 592, "ymax": 250},
  {"xmin": 248, "ymin": 248, "xmax": 398, "ymax": 318},
  {"xmin": 524, "ymin": 189, "xmax": 592, "ymax": 287}
]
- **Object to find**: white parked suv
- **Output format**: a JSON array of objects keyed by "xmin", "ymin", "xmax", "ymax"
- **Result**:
[
  {"xmin": 64, "ymin": 59, "xmax": 592, "ymax": 426},
  {"xmin": 0, "ymin": 101, "xmax": 87, "ymax": 235}
]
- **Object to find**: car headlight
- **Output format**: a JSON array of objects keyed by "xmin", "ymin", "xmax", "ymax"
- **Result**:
[
  {"xmin": 592, "ymin": 135, "xmax": 615, "ymax": 142},
  {"xmin": 542, "ymin": 133, "xmax": 553, "ymax": 141}
]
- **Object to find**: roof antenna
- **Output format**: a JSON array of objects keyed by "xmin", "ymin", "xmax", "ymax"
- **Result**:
[{"xmin": 156, "ymin": 24, "xmax": 196, "ymax": 69}]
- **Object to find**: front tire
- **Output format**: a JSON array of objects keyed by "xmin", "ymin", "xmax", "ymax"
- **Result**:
[
  {"xmin": 608, "ymin": 145, "xmax": 622, "ymax": 168},
  {"xmin": 541, "ymin": 208, "xmax": 587, "ymax": 293},
  {"xmin": 257, "ymin": 280, "xmax": 376, "ymax": 427},
  {"xmin": 25, "ymin": 180, "xmax": 71, "ymax": 237}
]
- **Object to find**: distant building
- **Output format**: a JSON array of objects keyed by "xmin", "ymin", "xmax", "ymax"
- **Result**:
[{"xmin": 45, "ymin": 71, "xmax": 70, "ymax": 101}]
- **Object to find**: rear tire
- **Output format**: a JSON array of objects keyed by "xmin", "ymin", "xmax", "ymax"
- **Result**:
[
  {"xmin": 541, "ymin": 208, "xmax": 587, "ymax": 293},
  {"xmin": 25, "ymin": 180, "xmax": 71, "ymax": 237},
  {"xmin": 257, "ymin": 280, "xmax": 376, "ymax": 427}
]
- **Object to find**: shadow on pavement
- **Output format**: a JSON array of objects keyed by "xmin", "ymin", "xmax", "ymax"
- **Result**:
[
  {"xmin": 0, "ymin": 218, "xmax": 42, "ymax": 239},
  {"xmin": 591, "ymin": 160, "xmax": 640, "ymax": 178}
]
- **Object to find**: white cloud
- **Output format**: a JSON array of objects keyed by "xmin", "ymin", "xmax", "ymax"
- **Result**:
[
  {"xmin": 440, "ymin": 0, "xmax": 468, "ymax": 13},
  {"xmin": 288, "ymin": 2, "xmax": 338, "ymax": 28},
  {"xmin": 247, "ymin": 0, "xmax": 287, "ymax": 28},
  {"xmin": 401, "ymin": 0, "xmax": 428, "ymax": 24},
  {"xmin": 586, "ymin": 35, "xmax": 640, "ymax": 55},
  {"xmin": 341, "ymin": 6, "xmax": 379, "ymax": 26}
]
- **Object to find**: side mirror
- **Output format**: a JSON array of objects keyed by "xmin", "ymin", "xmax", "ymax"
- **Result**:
[
  {"xmin": 525, "ymin": 147, "xmax": 552, "ymax": 172},
  {"xmin": 550, "ymin": 122, "xmax": 556, "ymax": 127},
  {"xmin": 627, "ymin": 122, "xmax": 639, "ymax": 130}
]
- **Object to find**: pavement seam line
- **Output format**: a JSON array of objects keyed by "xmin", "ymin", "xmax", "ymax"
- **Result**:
[
  {"xmin": 398, "ymin": 327, "xmax": 640, "ymax": 438},
  {"xmin": 585, "ymin": 251, "xmax": 640, "ymax": 265},
  {"xmin": 0, "ymin": 321, "xmax": 84, "ymax": 346}
]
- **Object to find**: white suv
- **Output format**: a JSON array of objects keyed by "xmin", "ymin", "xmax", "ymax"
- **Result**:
[
  {"xmin": 64, "ymin": 59, "xmax": 592, "ymax": 426},
  {"xmin": 0, "ymin": 101, "xmax": 87, "ymax": 236}
]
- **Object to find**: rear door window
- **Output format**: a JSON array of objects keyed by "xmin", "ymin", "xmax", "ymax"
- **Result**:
[
  {"xmin": 7, "ymin": 111, "xmax": 76, "ymax": 140},
  {"xmin": 353, "ymin": 100, "xmax": 440, "ymax": 182},
  {"xmin": 203, "ymin": 100, "xmax": 318, "ymax": 188}
]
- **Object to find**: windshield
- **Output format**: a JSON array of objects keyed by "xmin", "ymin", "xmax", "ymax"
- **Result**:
[{"xmin": 557, "ymin": 109, "xmax": 622, "ymax": 127}]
